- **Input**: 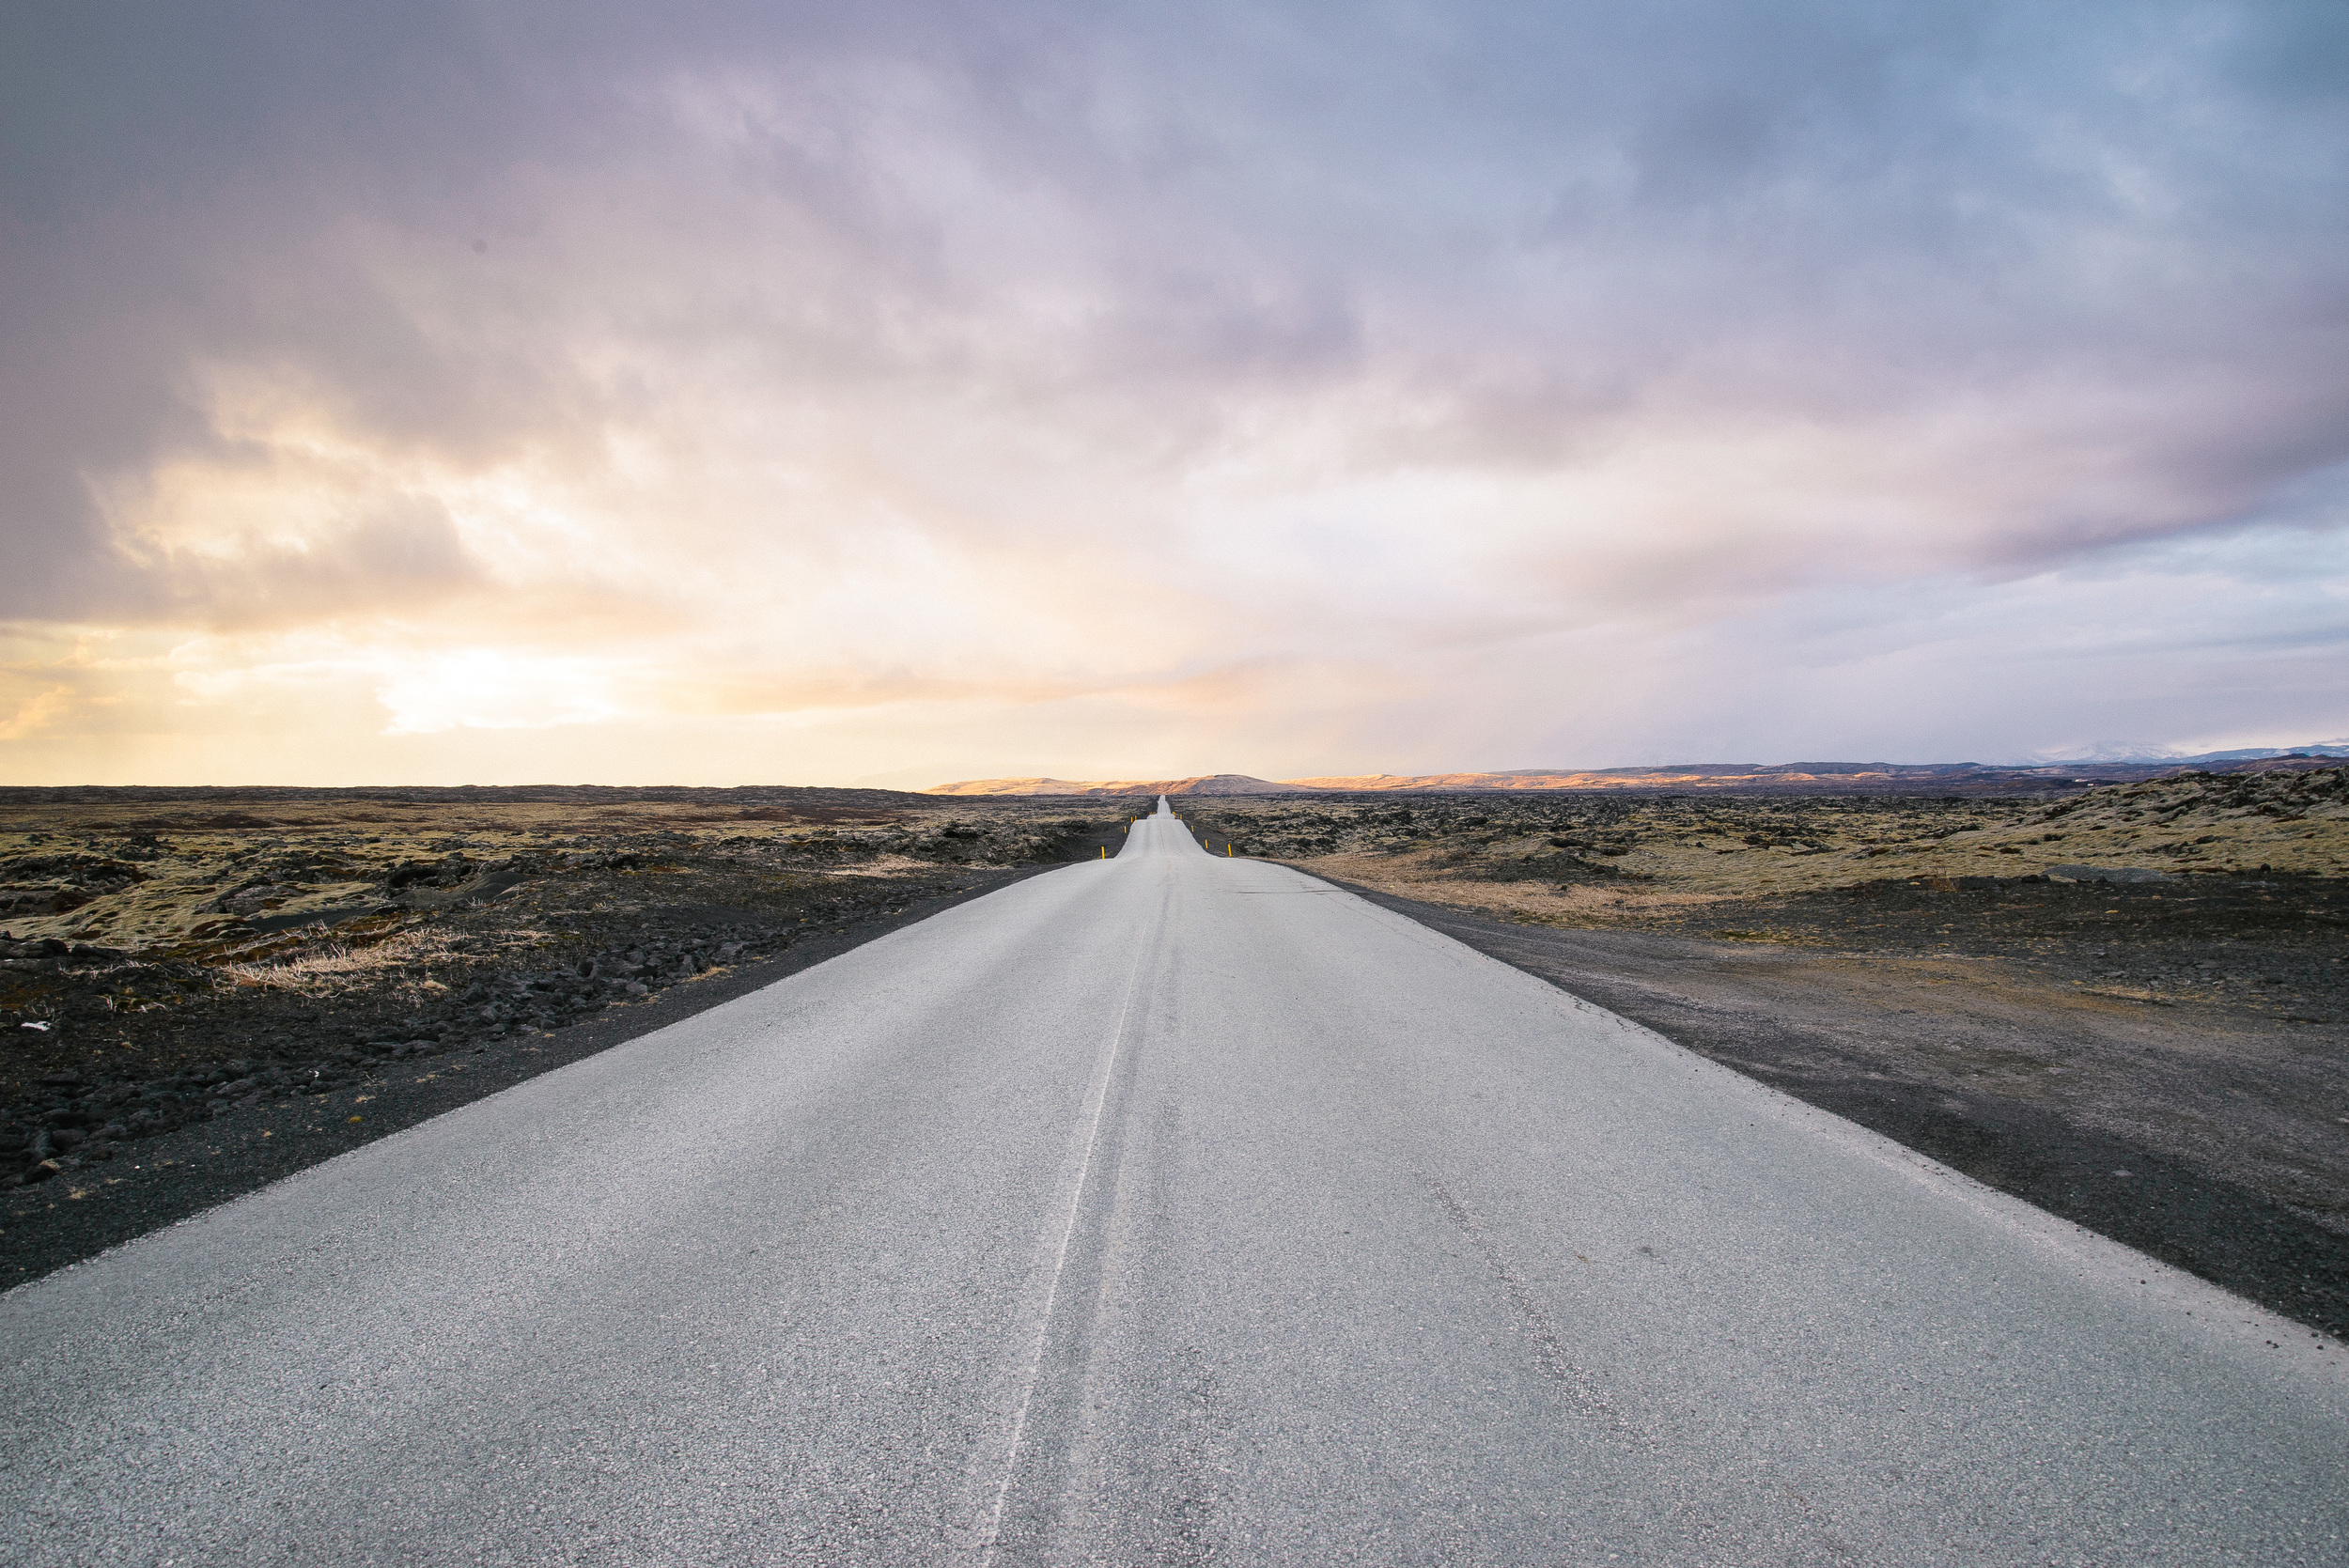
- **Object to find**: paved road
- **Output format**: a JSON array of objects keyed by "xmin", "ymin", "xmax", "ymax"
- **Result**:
[{"xmin": 5, "ymin": 799, "xmax": 2344, "ymax": 1565}]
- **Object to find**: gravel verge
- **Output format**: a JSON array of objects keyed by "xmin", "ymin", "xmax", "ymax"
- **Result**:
[
  {"xmin": 0, "ymin": 865, "xmax": 1081, "ymax": 1286},
  {"xmin": 1323, "ymin": 875, "xmax": 2349, "ymax": 1341}
]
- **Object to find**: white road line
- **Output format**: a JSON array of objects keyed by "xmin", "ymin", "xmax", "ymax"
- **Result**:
[{"xmin": 966, "ymin": 862, "xmax": 1159, "ymax": 1563}]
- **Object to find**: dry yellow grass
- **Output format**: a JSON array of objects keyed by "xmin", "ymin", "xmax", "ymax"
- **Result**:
[
  {"xmin": 0, "ymin": 791, "xmax": 1110, "ymax": 950},
  {"xmin": 1203, "ymin": 767, "xmax": 2349, "ymax": 929},
  {"xmin": 216, "ymin": 926, "xmax": 481, "ymax": 993}
]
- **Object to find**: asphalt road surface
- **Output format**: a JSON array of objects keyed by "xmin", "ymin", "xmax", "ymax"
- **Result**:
[{"xmin": 4, "ymin": 799, "xmax": 2344, "ymax": 1565}]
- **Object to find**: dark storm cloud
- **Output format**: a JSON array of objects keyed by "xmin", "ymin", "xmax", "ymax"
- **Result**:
[
  {"xmin": 8, "ymin": 1, "xmax": 2341, "ymax": 489},
  {"xmin": 1, "ymin": 1, "xmax": 496, "ymax": 611}
]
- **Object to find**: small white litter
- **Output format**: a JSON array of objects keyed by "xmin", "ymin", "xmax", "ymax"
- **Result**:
[{"xmin": 20, "ymin": 1020, "xmax": 53, "ymax": 1032}]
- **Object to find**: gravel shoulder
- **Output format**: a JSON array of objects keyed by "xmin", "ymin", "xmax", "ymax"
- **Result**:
[
  {"xmin": 1315, "ymin": 874, "xmax": 2349, "ymax": 1340},
  {"xmin": 0, "ymin": 866, "xmax": 1091, "ymax": 1286}
]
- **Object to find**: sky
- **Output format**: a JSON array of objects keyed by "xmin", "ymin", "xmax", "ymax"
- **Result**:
[{"xmin": 3, "ymin": 1, "xmax": 2346, "ymax": 787}]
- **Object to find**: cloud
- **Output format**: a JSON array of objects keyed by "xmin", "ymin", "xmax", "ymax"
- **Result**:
[
  {"xmin": 0, "ymin": 684, "xmax": 74, "ymax": 743},
  {"xmin": 100, "ymin": 496, "xmax": 487, "ymax": 632},
  {"xmin": 1, "ymin": 1, "xmax": 2344, "ymax": 780}
]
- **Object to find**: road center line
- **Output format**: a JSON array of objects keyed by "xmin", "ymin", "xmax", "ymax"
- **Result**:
[{"xmin": 965, "ymin": 867, "xmax": 1159, "ymax": 1563}]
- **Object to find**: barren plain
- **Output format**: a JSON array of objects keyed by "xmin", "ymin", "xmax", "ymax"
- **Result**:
[
  {"xmin": 0, "ymin": 787, "xmax": 1135, "ymax": 1281},
  {"xmin": 5, "ymin": 770, "xmax": 2343, "ymax": 1342}
]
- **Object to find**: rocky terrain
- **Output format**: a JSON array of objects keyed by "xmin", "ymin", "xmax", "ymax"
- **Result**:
[
  {"xmin": 1177, "ymin": 764, "xmax": 2349, "ymax": 894},
  {"xmin": 0, "ymin": 788, "xmax": 1134, "ymax": 1278}
]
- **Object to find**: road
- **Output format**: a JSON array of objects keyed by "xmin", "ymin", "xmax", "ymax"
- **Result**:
[{"xmin": 3, "ymin": 798, "xmax": 2343, "ymax": 1565}]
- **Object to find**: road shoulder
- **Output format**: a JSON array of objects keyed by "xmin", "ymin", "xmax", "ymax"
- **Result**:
[{"xmin": 1313, "ymin": 872, "xmax": 2349, "ymax": 1341}]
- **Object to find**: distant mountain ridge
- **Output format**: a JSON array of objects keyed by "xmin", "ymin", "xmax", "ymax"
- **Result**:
[
  {"xmin": 924, "ymin": 773, "xmax": 1301, "ymax": 798},
  {"xmin": 926, "ymin": 748, "xmax": 2349, "ymax": 798},
  {"xmin": 2094, "ymin": 742, "xmax": 2349, "ymax": 765}
]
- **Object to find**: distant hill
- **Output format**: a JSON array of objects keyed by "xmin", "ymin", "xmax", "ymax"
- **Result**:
[
  {"xmin": 1285, "ymin": 760, "xmax": 2342, "ymax": 794},
  {"xmin": 2109, "ymin": 743, "xmax": 2349, "ymax": 765},
  {"xmin": 923, "ymin": 773, "xmax": 1308, "ymax": 797},
  {"xmin": 927, "ymin": 750, "xmax": 2349, "ymax": 798}
]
